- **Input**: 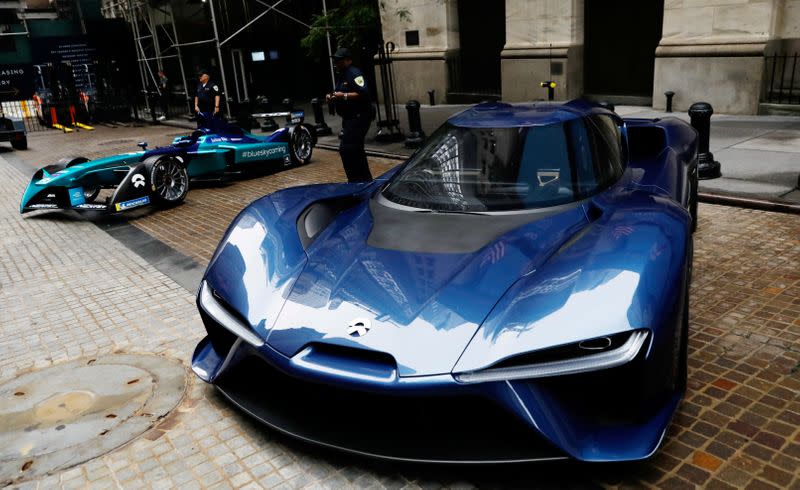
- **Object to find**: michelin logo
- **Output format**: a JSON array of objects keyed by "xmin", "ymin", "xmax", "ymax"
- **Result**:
[
  {"xmin": 241, "ymin": 147, "xmax": 286, "ymax": 159},
  {"xmin": 115, "ymin": 196, "xmax": 150, "ymax": 212}
]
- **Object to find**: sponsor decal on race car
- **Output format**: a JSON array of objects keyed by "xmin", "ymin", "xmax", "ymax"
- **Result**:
[
  {"xmin": 132, "ymin": 173, "xmax": 146, "ymax": 188},
  {"xmin": 27, "ymin": 203, "xmax": 59, "ymax": 209},
  {"xmin": 68, "ymin": 187, "xmax": 86, "ymax": 207},
  {"xmin": 240, "ymin": 147, "xmax": 287, "ymax": 160},
  {"xmin": 114, "ymin": 196, "xmax": 150, "ymax": 212},
  {"xmin": 74, "ymin": 203, "xmax": 109, "ymax": 210}
]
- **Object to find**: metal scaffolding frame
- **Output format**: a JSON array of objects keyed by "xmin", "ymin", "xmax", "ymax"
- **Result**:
[
  {"xmin": 101, "ymin": 0, "xmax": 334, "ymax": 118},
  {"xmin": 102, "ymin": 0, "xmax": 194, "ymax": 114}
]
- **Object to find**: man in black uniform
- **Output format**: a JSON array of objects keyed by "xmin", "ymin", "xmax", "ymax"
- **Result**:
[
  {"xmin": 326, "ymin": 48, "xmax": 373, "ymax": 182},
  {"xmin": 194, "ymin": 69, "xmax": 220, "ymax": 128}
]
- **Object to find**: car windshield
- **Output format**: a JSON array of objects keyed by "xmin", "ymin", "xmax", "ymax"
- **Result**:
[{"xmin": 382, "ymin": 116, "xmax": 624, "ymax": 212}]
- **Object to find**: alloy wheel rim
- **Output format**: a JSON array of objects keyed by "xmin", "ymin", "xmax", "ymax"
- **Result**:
[
  {"xmin": 154, "ymin": 160, "xmax": 186, "ymax": 201},
  {"xmin": 295, "ymin": 130, "xmax": 312, "ymax": 160}
]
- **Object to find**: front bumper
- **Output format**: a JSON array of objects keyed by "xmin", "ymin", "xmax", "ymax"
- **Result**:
[{"xmin": 192, "ymin": 299, "xmax": 683, "ymax": 463}]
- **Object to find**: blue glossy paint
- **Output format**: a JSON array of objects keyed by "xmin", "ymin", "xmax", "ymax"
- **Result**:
[{"xmin": 192, "ymin": 100, "xmax": 696, "ymax": 462}]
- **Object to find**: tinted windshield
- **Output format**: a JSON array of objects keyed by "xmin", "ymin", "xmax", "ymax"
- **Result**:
[{"xmin": 382, "ymin": 116, "xmax": 624, "ymax": 212}]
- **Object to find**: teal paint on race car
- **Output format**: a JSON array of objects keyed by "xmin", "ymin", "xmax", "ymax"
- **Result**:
[
  {"xmin": 20, "ymin": 153, "xmax": 143, "ymax": 213},
  {"xmin": 21, "ymin": 116, "xmax": 315, "ymax": 215}
]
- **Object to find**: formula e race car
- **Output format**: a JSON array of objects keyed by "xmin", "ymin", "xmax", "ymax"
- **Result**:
[
  {"xmin": 191, "ymin": 99, "xmax": 699, "ymax": 464},
  {"xmin": 20, "ymin": 113, "xmax": 315, "ymax": 214}
]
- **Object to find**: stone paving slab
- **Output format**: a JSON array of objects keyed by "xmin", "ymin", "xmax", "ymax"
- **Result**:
[{"xmin": 1, "ymin": 126, "xmax": 800, "ymax": 488}]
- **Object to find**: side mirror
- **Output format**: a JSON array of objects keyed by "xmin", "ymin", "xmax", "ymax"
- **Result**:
[{"xmin": 137, "ymin": 141, "xmax": 148, "ymax": 150}]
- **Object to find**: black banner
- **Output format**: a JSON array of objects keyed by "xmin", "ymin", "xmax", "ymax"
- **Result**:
[
  {"xmin": 0, "ymin": 64, "xmax": 34, "ymax": 100},
  {"xmin": 31, "ymin": 36, "xmax": 97, "ymax": 66}
]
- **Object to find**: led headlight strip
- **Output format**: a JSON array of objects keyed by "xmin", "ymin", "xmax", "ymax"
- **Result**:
[
  {"xmin": 453, "ymin": 330, "xmax": 649, "ymax": 384},
  {"xmin": 199, "ymin": 281, "xmax": 264, "ymax": 348}
]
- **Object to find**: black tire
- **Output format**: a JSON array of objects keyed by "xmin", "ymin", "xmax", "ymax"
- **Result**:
[
  {"xmin": 690, "ymin": 170, "xmax": 699, "ymax": 233},
  {"xmin": 56, "ymin": 156, "xmax": 89, "ymax": 167},
  {"xmin": 10, "ymin": 134, "xmax": 27, "ymax": 150},
  {"xmin": 676, "ymin": 285, "xmax": 690, "ymax": 394},
  {"xmin": 675, "ymin": 239, "xmax": 692, "ymax": 394},
  {"xmin": 288, "ymin": 124, "xmax": 314, "ymax": 166},
  {"xmin": 149, "ymin": 156, "xmax": 189, "ymax": 206},
  {"xmin": 56, "ymin": 156, "xmax": 100, "ymax": 202}
]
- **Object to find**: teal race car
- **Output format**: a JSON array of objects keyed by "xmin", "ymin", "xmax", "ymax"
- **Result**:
[{"xmin": 20, "ymin": 112, "xmax": 316, "ymax": 214}]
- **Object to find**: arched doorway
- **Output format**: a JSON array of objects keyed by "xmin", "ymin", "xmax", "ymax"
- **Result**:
[{"xmin": 583, "ymin": 0, "xmax": 664, "ymax": 104}]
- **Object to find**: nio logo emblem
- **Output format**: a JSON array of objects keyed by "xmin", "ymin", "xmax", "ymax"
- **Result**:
[
  {"xmin": 346, "ymin": 318, "xmax": 371, "ymax": 337},
  {"xmin": 132, "ymin": 173, "xmax": 145, "ymax": 188}
]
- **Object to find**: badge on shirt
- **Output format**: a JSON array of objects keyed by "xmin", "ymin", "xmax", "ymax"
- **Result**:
[
  {"xmin": 354, "ymin": 76, "xmax": 365, "ymax": 88},
  {"xmin": 213, "ymin": 85, "xmax": 219, "ymax": 91}
]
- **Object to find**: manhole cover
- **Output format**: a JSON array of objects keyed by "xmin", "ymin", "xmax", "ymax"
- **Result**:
[{"xmin": 0, "ymin": 354, "xmax": 185, "ymax": 484}]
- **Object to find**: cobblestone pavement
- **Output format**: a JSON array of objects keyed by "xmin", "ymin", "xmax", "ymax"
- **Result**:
[{"xmin": 1, "ymin": 127, "xmax": 800, "ymax": 488}]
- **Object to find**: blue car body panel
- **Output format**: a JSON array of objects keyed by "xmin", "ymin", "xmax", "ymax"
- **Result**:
[{"xmin": 192, "ymin": 101, "xmax": 697, "ymax": 463}]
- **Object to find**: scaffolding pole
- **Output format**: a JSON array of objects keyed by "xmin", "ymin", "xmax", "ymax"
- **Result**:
[
  {"xmin": 322, "ymin": 0, "xmax": 335, "ymax": 91},
  {"xmin": 127, "ymin": 0, "xmax": 150, "ymax": 114},
  {"xmin": 169, "ymin": 2, "xmax": 191, "ymax": 113},
  {"xmin": 208, "ymin": 0, "xmax": 231, "ymax": 115}
]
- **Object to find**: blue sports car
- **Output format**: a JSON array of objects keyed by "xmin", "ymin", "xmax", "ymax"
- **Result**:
[
  {"xmin": 191, "ymin": 100, "xmax": 698, "ymax": 463},
  {"xmin": 20, "ymin": 113, "xmax": 315, "ymax": 214}
]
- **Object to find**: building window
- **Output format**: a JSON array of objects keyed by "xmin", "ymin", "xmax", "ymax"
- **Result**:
[{"xmin": 405, "ymin": 30, "xmax": 419, "ymax": 47}]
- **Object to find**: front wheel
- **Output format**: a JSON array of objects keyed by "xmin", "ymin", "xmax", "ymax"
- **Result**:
[
  {"xmin": 288, "ymin": 125, "xmax": 314, "ymax": 166},
  {"xmin": 150, "ymin": 157, "xmax": 189, "ymax": 206}
]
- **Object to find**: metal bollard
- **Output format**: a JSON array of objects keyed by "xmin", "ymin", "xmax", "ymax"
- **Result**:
[
  {"xmin": 310, "ymin": 98, "xmax": 332, "ymax": 136},
  {"xmin": 428, "ymin": 90, "xmax": 436, "ymax": 106},
  {"xmin": 688, "ymin": 102, "xmax": 722, "ymax": 180},
  {"xmin": 664, "ymin": 91, "xmax": 675, "ymax": 113},
  {"xmin": 404, "ymin": 100, "xmax": 425, "ymax": 148},
  {"xmin": 540, "ymin": 81, "xmax": 556, "ymax": 101}
]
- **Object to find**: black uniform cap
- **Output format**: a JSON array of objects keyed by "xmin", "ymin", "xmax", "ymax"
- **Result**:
[{"xmin": 331, "ymin": 47, "xmax": 353, "ymax": 60}]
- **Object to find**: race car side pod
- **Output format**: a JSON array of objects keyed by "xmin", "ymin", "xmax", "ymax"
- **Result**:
[{"xmin": 50, "ymin": 106, "xmax": 73, "ymax": 133}]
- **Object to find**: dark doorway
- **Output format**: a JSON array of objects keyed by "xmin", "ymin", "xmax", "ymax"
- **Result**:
[
  {"xmin": 584, "ymin": 0, "xmax": 664, "ymax": 101},
  {"xmin": 449, "ymin": 0, "xmax": 504, "ymax": 102}
]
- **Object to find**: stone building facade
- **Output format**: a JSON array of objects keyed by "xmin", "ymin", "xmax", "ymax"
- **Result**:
[{"xmin": 379, "ymin": 0, "xmax": 800, "ymax": 114}]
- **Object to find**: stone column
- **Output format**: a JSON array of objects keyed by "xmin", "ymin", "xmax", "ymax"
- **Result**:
[
  {"xmin": 378, "ymin": 0, "xmax": 458, "ymax": 105},
  {"xmin": 653, "ymin": 0, "xmax": 783, "ymax": 115},
  {"xmin": 501, "ymin": 0, "xmax": 584, "ymax": 102}
]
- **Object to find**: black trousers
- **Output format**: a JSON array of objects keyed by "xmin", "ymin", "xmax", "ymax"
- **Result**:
[
  {"xmin": 339, "ymin": 116, "xmax": 372, "ymax": 183},
  {"xmin": 160, "ymin": 93, "xmax": 170, "ymax": 118}
]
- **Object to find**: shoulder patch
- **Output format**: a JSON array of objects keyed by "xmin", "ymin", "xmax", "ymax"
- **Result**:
[
  {"xmin": 212, "ymin": 85, "xmax": 219, "ymax": 91},
  {"xmin": 354, "ymin": 75, "xmax": 365, "ymax": 88}
]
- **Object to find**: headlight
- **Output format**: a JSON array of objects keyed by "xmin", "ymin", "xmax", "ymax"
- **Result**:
[
  {"xmin": 453, "ymin": 330, "xmax": 649, "ymax": 384},
  {"xmin": 198, "ymin": 281, "xmax": 264, "ymax": 348}
]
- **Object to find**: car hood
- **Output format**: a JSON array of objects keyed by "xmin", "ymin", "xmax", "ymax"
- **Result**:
[{"xmin": 266, "ymin": 200, "xmax": 589, "ymax": 377}]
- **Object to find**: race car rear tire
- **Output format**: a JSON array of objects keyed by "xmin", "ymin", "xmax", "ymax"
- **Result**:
[
  {"xmin": 288, "ymin": 124, "xmax": 313, "ymax": 166},
  {"xmin": 10, "ymin": 134, "xmax": 27, "ymax": 150},
  {"xmin": 150, "ymin": 156, "xmax": 189, "ymax": 206}
]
